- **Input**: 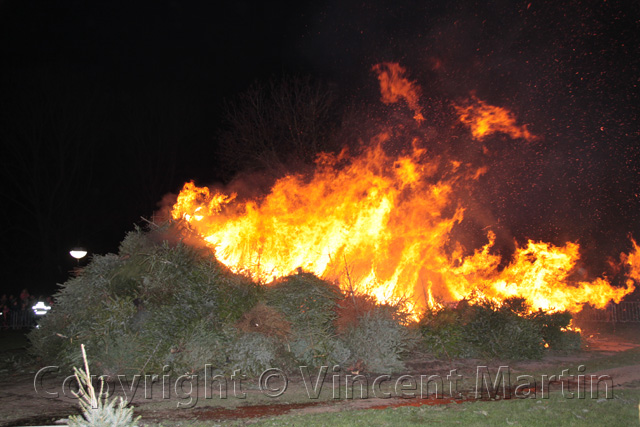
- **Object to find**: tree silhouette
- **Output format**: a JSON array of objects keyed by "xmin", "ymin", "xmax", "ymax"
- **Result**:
[
  {"xmin": 0, "ymin": 68, "xmax": 105, "ymax": 286},
  {"xmin": 217, "ymin": 76, "xmax": 341, "ymax": 178}
]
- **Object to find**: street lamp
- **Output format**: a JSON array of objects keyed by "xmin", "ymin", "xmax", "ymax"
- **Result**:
[
  {"xmin": 70, "ymin": 247, "xmax": 88, "ymax": 264},
  {"xmin": 32, "ymin": 301, "xmax": 51, "ymax": 316}
]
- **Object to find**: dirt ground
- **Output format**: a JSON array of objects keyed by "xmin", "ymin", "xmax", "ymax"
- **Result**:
[{"xmin": 1, "ymin": 324, "xmax": 638, "ymax": 426}]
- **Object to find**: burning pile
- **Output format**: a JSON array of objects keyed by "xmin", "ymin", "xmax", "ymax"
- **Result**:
[{"xmin": 171, "ymin": 63, "xmax": 635, "ymax": 317}]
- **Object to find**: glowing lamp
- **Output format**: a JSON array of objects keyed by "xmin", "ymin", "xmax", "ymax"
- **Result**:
[
  {"xmin": 70, "ymin": 248, "xmax": 88, "ymax": 259},
  {"xmin": 32, "ymin": 301, "xmax": 51, "ymax": 316}
]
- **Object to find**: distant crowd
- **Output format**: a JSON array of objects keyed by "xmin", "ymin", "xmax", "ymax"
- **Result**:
[{"xmin": 1, "ymin": 289, "xmax": 53, "ymax": 329}]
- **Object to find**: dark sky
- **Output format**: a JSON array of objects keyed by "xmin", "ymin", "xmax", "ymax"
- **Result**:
[{"xmin": 1, "ymin": 0, "xmax": 639, "ymax": 296}]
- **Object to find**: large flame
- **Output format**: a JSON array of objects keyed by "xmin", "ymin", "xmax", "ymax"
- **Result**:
[{"xmin": 170, "ymin": 63, "xmax": 635, "ymax": 316}]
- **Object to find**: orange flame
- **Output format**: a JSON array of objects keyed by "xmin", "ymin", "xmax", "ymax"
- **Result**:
[
  {"xmin": 455, "ymin": 96, "xmax": 536, "ymax": 141},
  {"xmin": 372, "ymin": 62, "xmax": 425, "ymax": 122},
  {"xmin": 622, "ymin": 238, "xmax": 640, "ymax": 288},
  {"xmin": 171, "ymin": 146, "xmax": 633, "ymax": 315},
  {"xmin": 170, "ymin": 63, "xmax": 635, "ymax": 317},
  {"xmin": 173, "ymin": 139, "xmax": 463, "ymax": 315},
  {"xmin": 447, "ymin": 232, "xmax": 634, "ymax": 312}
]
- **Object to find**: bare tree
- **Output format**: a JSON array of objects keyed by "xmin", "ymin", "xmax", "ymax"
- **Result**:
[
  {"xmin": 217, "ymin": 76, "xmax": 341, "ymax": 177},
  {"xmin": 0, "ymin": 68, "xmax": 103, "ymax": 284}
]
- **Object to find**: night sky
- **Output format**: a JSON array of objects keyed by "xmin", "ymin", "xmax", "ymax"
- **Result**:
[{"xmin": 1, "ymin": 0, "xmax": 639, "ymax": 297}]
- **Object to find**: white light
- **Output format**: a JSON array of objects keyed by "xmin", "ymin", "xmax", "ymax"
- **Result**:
[
  {"xmin": 70, "ymin": 249, "xmax": 88, "ymax": 259},
  {"xmin": 32, "ymin": 301, "xmax": 51, "ymax": 316}
]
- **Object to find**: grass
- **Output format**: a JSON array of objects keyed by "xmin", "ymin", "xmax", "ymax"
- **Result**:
[
  {"xmin": 253, "ymin": 390, "xmax": 640, "ymax": 426},
  {"xmin": 580, "ymin": 346, "xmax": 640, "ymax": 373},
  {"xmin": 0, "ymin": 329, "xmax": 33, "ymax": 374},
  {"xmin": 144, "ymin": 389, "xmax": 640, "ymax": 426},
  {"xmin": 0, "ymin": 329, "xmax": 30, "ymax": 352}
]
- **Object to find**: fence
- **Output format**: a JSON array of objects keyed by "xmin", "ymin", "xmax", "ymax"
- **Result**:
[
  {"xmin": 575, "ymin": 301, "xmax": 640, "ymax": 323},
  {"xmin": 1, "ymin": 308, "xmax": 38, "ymax": 329}
]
